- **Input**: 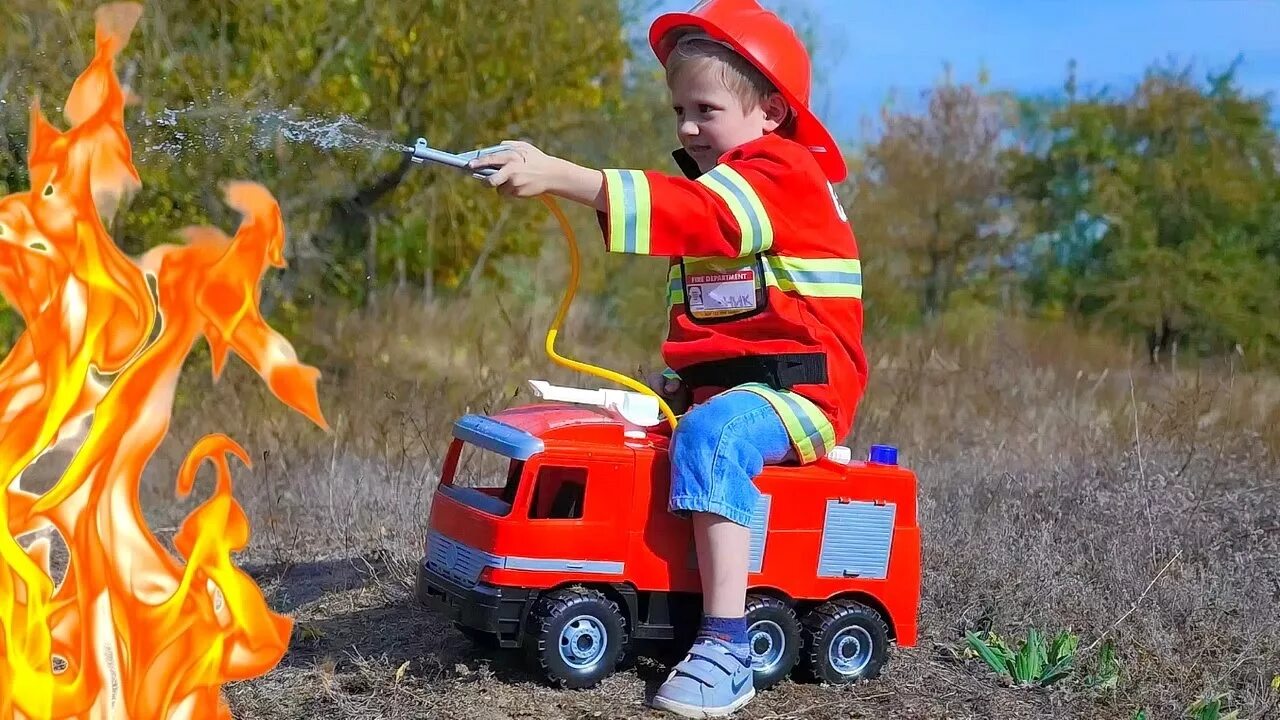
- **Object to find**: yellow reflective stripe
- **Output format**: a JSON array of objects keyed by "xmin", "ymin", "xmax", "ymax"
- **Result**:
[
  {"xmin": 603, "ymin": 169, "xmax": 652, "ymax": 255},
  {"xmin": 667, "ymin": 263, "xmax": 684, "ymax": 307},
  {"xmin": 762, "ymin": 256, "xmax": 862, "ymax": 298},
  {"xmin": 731, "ymin": 383, "xmax": 836, "ymax": 464},
  {"xmin": 669, "ymin": 255, "xmax": 863, "ymax": 304},
  {"xmin": 696, "ymin": 165, "xmax": 773, "ymax": 256}
]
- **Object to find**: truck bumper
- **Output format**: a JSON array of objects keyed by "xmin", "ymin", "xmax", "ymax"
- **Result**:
[{"xmin": 414, "ymin": 556, "xmax": 533, "ymax": 647}]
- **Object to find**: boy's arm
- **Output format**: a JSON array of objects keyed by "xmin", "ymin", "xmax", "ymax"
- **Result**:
[
  {"xmin": 466, "ymin": 141, "xmax": 607, "ymax": 211},
  {"xmin": 595, "ymin": 155, "xmax": 789, "ymax": 259},
  {"xmin": 547, "ymin": 158, "xmax": 607, "ymax": 211},
  {"xmin": 467, "ymin": 140, "xmax": 797, "ymax": 259}
]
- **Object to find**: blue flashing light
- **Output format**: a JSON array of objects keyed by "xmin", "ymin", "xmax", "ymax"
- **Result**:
[{"xmin": 868, "ymin": 444, "xmax": 898, "ymax": 466}]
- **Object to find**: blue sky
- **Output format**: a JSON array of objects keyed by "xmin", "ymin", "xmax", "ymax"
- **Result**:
[{"xmin": 633, "ymin": 0, "xmax": 1280, "ymax": 147}]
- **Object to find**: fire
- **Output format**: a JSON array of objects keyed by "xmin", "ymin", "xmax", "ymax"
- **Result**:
[{"xmin": 0, "ymin": 4, "xmax": 328, "ymax": 718}]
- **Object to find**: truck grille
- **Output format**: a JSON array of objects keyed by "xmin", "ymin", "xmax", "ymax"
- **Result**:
[{"xmin": 426, "ymin": 530, "xmax": 501, "ymax": 588}]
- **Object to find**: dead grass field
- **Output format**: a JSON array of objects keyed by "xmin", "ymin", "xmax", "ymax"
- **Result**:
[{"xmin": 68, "ymin": 288, "xmax": 1278, "ymax": 719}]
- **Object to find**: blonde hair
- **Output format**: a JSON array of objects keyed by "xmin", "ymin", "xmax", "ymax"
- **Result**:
[{"xmin": 664, "ymin": 31, "xmax": 780, "ymax": 112}]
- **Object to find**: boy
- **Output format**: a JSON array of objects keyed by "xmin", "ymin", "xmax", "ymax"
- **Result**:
[{"xmin": 469, "ymin": 0, "xmax": 867, "ymax": 716}]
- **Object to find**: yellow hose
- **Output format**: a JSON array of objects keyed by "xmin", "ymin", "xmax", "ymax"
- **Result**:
[{"xmin": 537, "ymin": 194, "xmax": 679, "ymax": 430}]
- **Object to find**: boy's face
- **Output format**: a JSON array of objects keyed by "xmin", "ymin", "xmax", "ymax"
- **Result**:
[{"xmin": 669, "ymin": 63, "xmax": 785, "ymax": 173}]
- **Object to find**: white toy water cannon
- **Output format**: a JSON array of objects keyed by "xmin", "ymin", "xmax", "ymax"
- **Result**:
[{"xmin": 527, "ymin": 380, "xmax": 662, "ymax": 429}]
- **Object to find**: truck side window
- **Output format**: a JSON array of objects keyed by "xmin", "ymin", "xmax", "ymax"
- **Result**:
[
  {"xmin": 500, "ymin": 460, "xmax": 524, "ymax": 505},
  {"xmin": 529, "ymin": 466, "xmax": 587, "ymax": 520}
]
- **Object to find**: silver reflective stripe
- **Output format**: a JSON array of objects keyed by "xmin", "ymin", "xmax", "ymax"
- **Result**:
[
  {"xmin": 504, "ymin": 557, "xmax": 625, "ymax": 575},
  {"xmin": 428, "ymin": 530, "xmax": 625, "ymax": 580}
]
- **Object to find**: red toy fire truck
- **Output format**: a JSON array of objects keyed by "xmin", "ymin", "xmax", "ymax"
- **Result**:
[
  {"xmin": 414, "ymin": 379, "xmax": 921, "ymax": 690},
  {"xmin": 406, "ymin": 137, "xmax": 922, "ymax": 691}
]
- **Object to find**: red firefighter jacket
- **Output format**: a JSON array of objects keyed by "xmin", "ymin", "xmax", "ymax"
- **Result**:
[{"xmin": 595, "ymin": 132, "xmax": 868, "ymax": 464}]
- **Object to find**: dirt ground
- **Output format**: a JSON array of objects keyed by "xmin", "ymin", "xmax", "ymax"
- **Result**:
[{"xmin": 224, "ymin": 554, "xmax": 1075, "ymax": 720}]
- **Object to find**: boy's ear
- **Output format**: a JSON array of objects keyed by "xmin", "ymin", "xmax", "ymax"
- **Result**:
[{"xmin": 761, "ymin": 93, "xmax": 790, "ymax": 132}]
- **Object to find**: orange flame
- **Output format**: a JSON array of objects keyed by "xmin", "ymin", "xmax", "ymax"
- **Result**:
[{"xmin": 0, "ymin": 4, "xmax": 328, "ymax": 718}]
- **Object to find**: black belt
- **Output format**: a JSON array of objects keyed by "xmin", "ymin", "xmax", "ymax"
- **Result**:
[{"xmin": 678, "ymin": 352, "xmax": 828, "ymax": 391}]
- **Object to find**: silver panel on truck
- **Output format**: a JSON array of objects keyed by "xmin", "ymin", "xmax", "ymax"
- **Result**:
[
  {"xmin": 817, "ymin": 500, "xmax": 895, "ymax": 579},
  {"xmin": 747, "ymin": 493, "xmax": 772, "ymax": 573}
]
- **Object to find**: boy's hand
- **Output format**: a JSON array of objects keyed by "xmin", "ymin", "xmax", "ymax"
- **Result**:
[
  {"xmin": 646, "ymin": 370, "xmax": 691, "ymax": 415},
  {"xmin": 467, "ymin": 141, "xmax": 607, "ymax": 211},
  {"xmin": 468, "ymin": 141, "xmax": 560, "ymax": 198}
]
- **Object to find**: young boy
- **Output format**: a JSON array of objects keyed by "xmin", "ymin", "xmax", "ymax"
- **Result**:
[{"xmin": 469, "ymin": 0, "xmax": 867, "ymax": 716}]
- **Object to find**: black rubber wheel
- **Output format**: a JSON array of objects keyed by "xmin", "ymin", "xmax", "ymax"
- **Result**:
[
  {"xmin": 743, "ymin": 594, "xmax": 802, "ymax": 690},
  {"xmin": 798, "ymin": 600, "xmax": 890, "ymax": 684},
  {"xmin": 524, "ymin": 586, "xmax": 628, "ymax": 689},
  {"xmin": 454, "ymin": 624, "xmax": 501, "ymax": 650}
]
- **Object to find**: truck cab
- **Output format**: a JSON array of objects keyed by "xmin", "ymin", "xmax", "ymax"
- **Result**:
[{"xmin": 416, "ymin": 382, "xmax": 921, "ymax": 690}]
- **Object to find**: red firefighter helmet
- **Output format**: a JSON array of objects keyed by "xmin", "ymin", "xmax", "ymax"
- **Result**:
[{"xmin": 649, "ymin": 0, "xmax": 847, "ymax": 182}]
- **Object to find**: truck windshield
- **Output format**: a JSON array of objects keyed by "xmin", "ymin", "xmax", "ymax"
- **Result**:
[
  {"xmin": 454, "ymin": 441, "xmax": 522, "ymax": 490},
  {"xmin": 440, "ymin": 441, "xmax": 524, "ymax": 517},
  {"xmin": 439, "ymin": 414, "xmax": 545, "ymax": 517}
]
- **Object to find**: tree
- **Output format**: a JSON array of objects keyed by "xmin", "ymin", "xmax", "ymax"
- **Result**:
[
  {"xmin": 847, "ymin": 67, "xmax": 1017, "ymax": 320},
  {"xmin": 0, "ymin": 0, "xmax": 632, "ymax": 310},
  {"xmin": 1009, "ymin": 60, "xmax": 1280, "ymax": 364}
]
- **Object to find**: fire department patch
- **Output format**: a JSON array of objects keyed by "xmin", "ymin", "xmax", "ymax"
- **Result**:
[{"xmin": 686, "ymin": 268, "xmax": 758, "ymax": 317}]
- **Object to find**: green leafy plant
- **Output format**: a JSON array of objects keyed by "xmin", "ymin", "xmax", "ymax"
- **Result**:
[
  {"xmin": 965, "ymin": 628, "xmax": 1078, "ymax": 687},
  {"xmin": 1086, "ymin": 639, "xmax": 1121, "ymax": 691},
  {"xmin": 1187, "ymin": 692, "xmax": 1239, "ymax": 720}
]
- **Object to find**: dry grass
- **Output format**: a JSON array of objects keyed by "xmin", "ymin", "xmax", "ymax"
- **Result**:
[{"xmin": 112, "ymin": 285, "xmax": 1280, "ymax": 719}]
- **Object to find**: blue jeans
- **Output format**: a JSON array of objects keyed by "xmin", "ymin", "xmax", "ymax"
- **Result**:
[{"xmin": 668, "ymin": 389, "xmax": 793, "ymax": 527}]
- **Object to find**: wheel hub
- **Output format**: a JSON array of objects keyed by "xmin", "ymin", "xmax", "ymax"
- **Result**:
[
  {"xmin": 559, "ymin": 615, "xmax": 607, "ymax": 669},
  {"xmin": 828, "ymin": 625, "xmax": 873, "ymax": 676},
  {"xmin": 748, "ymin": 619, "xmax": 785, "ymax": 673}
]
